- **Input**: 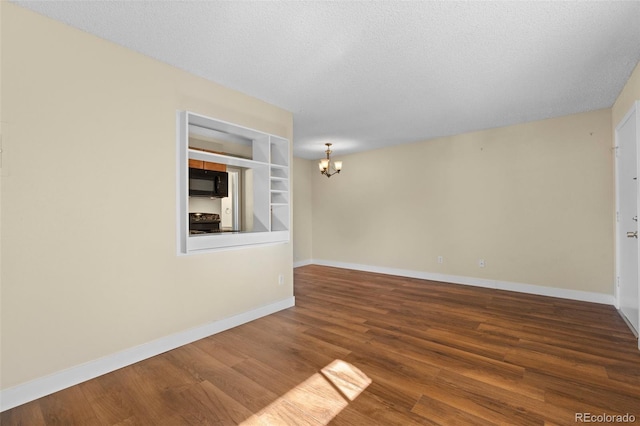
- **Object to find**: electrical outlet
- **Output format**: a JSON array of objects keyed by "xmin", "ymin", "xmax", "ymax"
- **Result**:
[
  {"xmin": 478, "ymin": 259, "xmax": 485, "ymax": 268},
  {"xmin": 278, "ymin": 274, "xmax": 284, "ymax": 286},
  {"xmin": 437, "ymin": 256, "xmax": 444, "ymax": 264}
]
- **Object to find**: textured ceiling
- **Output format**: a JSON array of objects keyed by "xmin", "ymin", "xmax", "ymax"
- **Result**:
[{"xmin": 12, "ymin": 1, "xmax": 640, "ymax": 159}]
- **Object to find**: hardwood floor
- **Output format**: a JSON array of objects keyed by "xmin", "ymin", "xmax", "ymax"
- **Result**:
[{"xmin": 2, "ymin": 265, "xmax": 639, "ymax": 425}]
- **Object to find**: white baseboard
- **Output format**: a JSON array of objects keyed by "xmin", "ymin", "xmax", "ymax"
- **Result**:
[
  {"xmin": 0, "ymin": 297, "xmax": 295, "ymax": 412},
  {"xmin": 308, "ymin": 259, "xmax": 615, "ymax": 306},
  {"xmin": 293, "ymin": 259, "xmax": 313, "ymax": 268}
]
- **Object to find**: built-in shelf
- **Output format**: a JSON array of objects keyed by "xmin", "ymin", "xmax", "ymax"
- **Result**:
[
  {"xmin": 188, "ymin": 149, "xmax": 267, "ymax": 169},
  {"xmin": 177, "ymin": 111, "xmax": 290, "ymax": 254}
]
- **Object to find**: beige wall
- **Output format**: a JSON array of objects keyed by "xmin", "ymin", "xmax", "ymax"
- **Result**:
[
  {"xmin": 612, "ymin": 62, "xmax": 640, "ymax": 127},
  {"xmin": 1, "ymin": 3, "xmax": 293, "ymax": 389},
  {"xmin": 293, "ymin": 157, "xmax": 313, "ymax": 264},
  {"xmin": 309, "ymin": 109, "xmax": 614, "ymax": 295}
]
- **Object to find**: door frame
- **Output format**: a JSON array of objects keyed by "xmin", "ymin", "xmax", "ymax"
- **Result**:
[{"xmin": 614, "ymin": 100, "xmax": 640, "ymax": 343}]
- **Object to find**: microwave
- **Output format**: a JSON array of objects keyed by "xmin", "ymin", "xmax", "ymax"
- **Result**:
[{"xmin": 189, "ymin": 168, "xmax": 229, "ymax": 198}]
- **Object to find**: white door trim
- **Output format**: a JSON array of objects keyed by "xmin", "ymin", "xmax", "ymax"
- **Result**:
[{"xmin": 614, "ymin": 100, "xmax": 640, "ymax": 341}]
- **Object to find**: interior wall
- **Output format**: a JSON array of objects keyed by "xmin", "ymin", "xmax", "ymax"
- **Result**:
[
  {"xmin": 612, "ymin": 61, "xmax": 640, "ymax": 127},
  {"xmin": 293, "ymin": 157, "xmax": 313, "ymax": 264},
  {"xmin": 1, "ymin": 3, "xmax": 293, "ymax": 390},
  {"xmin": 311, "ymin": 109, "xmax": 614, "ymax": 295}
]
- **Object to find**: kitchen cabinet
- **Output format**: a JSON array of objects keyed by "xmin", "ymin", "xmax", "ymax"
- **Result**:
[{"xmin": 188, "ymin": 158, "xmax": 227, "ymax": 172}]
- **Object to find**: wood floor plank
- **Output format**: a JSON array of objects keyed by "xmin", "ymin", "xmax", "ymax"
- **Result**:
[
  {"xmin": 229, "ymin": 321, "xmax": 347, "ymax": 377},
  {"xmin": 333, "ymin": 388, "xmax": 430, "ymax": 426},
  {"xmin": 231, "ymin": 358, "xmax": 303, "ymax": 396},
  {"xmin": 414, "ymin": 375, "xmax": 546, "ymax": 426},
  {"xmin": 0, "ymin": 399, "xmax": 47, "ymax": 426},
  {"xmin": 190, "ymin": 335, "xmax": 249, "ymax": 368},
  {"xmin": 107, "ymin": 364, "xmax": 180, "ymax": 425},
  {"xmin": 79, "ymin": 375, "xmax": 136, "ymax": 425},
  {"xmin": 524, "ymin": 370, "xmax": 640, "ymax": 415},
  {"xmin": 420, "ymin": 326, "xmax": 516, "ymax": 360},
  {"xmin": 164, "ymin": 380, "xmax": 255, "ymax": 425},
  {"xmin": 365, "ymin": 326, "xmax": 526, "ymax": 381},
  {"xmin": 2, "ymin": 265, "xmax": 639, "ymax": 425},
  {"xmin": 163, "ymin": 342, "xmax": 279, "ymax": 414},
  {"xmin": 411, "ymin": 393, "xmax": 489, "ymax": 426},
  {"xmin": 243, "ymin": 398, "xmax": 323, "ymax": 426},
  {"xmin": 478, "ymin": 322, "xmax": 640, "ymax": 362},
  {"xmin": 435, "ymin": 369, "xmax": 574, "ymax": 424},
  {"xmin": 277, "ymin": 304, "xmax": 371, "ymax": 333},
  {"xmin": 503, "ymin": 345, "xmax": 610, "ymax": 384},
  {"xmin": 38, "ymin": 383, "xmax": 102, "ymax": 426}
]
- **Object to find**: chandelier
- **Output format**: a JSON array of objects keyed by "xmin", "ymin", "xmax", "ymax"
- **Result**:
[{"xmin": 318, "ymin": 143, "xmax": 343, "ymax": 178}]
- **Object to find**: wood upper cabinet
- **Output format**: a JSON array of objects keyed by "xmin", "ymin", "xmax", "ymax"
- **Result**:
[
  {"xmin": 188, "ymin": 159, "xmax": 202, "ymax": 169},
  {"xmin": 188, "ymin": 159, "xmax": 226, "ymax": 172},
  {"xmin": 204, "ymin": 162, "xmax": 226, "ymax": 172}
]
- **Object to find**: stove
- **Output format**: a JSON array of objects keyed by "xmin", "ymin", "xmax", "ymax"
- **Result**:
[{"xmin": 189, "ymin": 212, "xmax": 221, "ymax": 234}]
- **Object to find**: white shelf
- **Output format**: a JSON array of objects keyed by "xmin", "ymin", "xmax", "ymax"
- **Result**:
[
  {"xmin": 188, "ymin": 149, "xmax": 268, "ymax": 169},
  {"xmin": 270, "ymin": 136, "xmax": 289, "ymax": 167},
  {"xmin": 270, "ymin": 167, "xmax": 288, "ymax": 180},
  {"xmin": 187, "ymin": 230, "xmax": 289, "ymax": 252},
  {"xmin": 178, "ymin": 110, "xmax": 290, "ymax": 254},
  {"xmin": 270, "ymin": 204, "xmax": 289, "ymax": 232}
]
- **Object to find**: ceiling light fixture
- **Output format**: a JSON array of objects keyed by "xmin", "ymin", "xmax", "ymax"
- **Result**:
[{"xmin": 318, "ymin": 143, "xmax": 343, "ymax": 178}]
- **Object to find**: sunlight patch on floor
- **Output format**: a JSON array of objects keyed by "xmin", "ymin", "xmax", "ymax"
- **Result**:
[{"xmin": 241, "ymin": 360, "xmax": 372, "ymax": 425}]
